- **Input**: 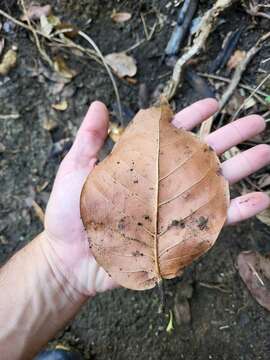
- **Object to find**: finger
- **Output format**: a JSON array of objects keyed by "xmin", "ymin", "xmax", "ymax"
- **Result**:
[
  {"xmin": 221, "ymin": 144, "xmax": 270, "ymax": 184},
  {"xmin": 227, "ymin": 192, "xmax": 270, "ymax": 225},
  {"xmin": 172, "ymin": 98, "xmax": 219, "ymax": 130},
  {"xmin": 66, "ymin": 101, "xmax": 109, "ymax": 167},
  {"xmin": 205, "ymin": 115, "xmax": 265, "ymax": 155}
]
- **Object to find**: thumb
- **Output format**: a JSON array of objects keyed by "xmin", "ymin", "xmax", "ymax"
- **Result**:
[{"xmin": 64, "ymin": 101, "xmax": 109, "ymax": 169}]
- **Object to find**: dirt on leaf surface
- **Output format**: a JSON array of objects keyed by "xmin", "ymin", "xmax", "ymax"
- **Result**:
[{"xmin": 1, "ymin": 0, "xmax": 270, "ymax": 359}]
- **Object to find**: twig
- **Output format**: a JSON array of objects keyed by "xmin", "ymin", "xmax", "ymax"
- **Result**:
[
  {"xmin": 20, "ymin": 0, "xmax": 53, "ymax": 68},
  {"xmin": 78, "ymin": 30, "xmax": 123, "ymax": 126},
  {"xmin": 217, "ymin": 31, "xmax": 270, "ymax": 115},
  {"xmin": 0, "ymin": 113, "xmax": 20, "ymax": 120},
  {"xmin": 262, "ymin": 110, "xmax": 270, "ymax": 119},
  {"xmin": 245, "ymin": 1, "xmax": 270, "ymax": 20},
  {"xmin": 0, "ymin": 8, "xmax": 35, "ymax": 33},
  {"xmin": 123, "ymin": 20, "xmax": 157, "ymax": 53},
  {"xmin": 198, "ymin": 72, "xmax": 269, "ymax": 97},
  {"xmin": 198, "ymin": 281, "xmax": 231, "ymax": 293},
  {"xmin": 165, "ymin": 0, "xmax": 198, "ymax": 56},
  {"xmin": 162, "ymin": 0, "xmax": 236, "ymax": 100},
  {"xmin": 232, "ymin": 72, "xmax": 270, "ymax": 121},
  {"xmin": 199, "ymin": 116, "xmax": 214, "ymax": 139},
  {"xmin": 0, "ymin": 8, "xmax": 99, "ymax": 62},
  {"xmin": 141, "ymin": 13, "xmax": 150, "ymax": 40},
  {"xmin": 0, "ymin": 8, "xmax": 122, "ymax": 122}
]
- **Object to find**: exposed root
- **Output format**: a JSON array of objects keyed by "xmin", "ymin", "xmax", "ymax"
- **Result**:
[{"xmin": 162, "ymin": 0, "xmax": 236, "ymax": 101}]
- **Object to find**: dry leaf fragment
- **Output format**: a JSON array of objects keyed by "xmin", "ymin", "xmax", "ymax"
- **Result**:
[
  {"xmin": 237, "ymin": 251, "xmax": 270, "ymax": 311},
  {"xmin": 0, "ymin": 49, "xmax": 17, "ymax": 76},
  {"xmin": 21, "ymin": 4, "xmax": 51, "ymax": 21},
  {"xmin": 108, "ymin": 122, "xmax": 125, "ymax": 143},
  {"xmin": 52, "ymin": 100, "xmax": 68, "ymax": 111},
  {"xmin": 105, "ymin": 52, "xmax": 137, "ymax": 78},
  {"xmin": 256, "ymin": 191, "xmax": 270, "ymax": 226},
  {"xmin": 81, "ymin": 103, "xmax": 229, "ymax": 290},
  {"xmin": 0, "ymin": 38, "xmax": 5, "ymax": 57},
  {"xmin": 256, "ymin": 190, "xmax": 270, "ymax": 226},
  {"xmin": 32, "ymin": 200, "xmax": 45, "ymax": 224},
  {"xmin": 53, "ymin": 56, "xmax": 77, "ymax": 80},
  {"xmin": 39, "ymin": 15, "xmax": 61, "ymax": 37},
  {"xmin": 227, "ymin": 50, "xmax": 246, "ymax": 70},
  {"xmin": 111, "ymin": 11, "xmax": 132, "ymax": 23},
  {"xmin": 55, "ymin": 23, "xmax": 78, "ymax": 39},
  {"xmin": 42, "ymin": 117, "xmax": 58, "ymax": 131},
  {"xmin": 257, "ymin": 209, "xmax": 270, "ymax": 227}
]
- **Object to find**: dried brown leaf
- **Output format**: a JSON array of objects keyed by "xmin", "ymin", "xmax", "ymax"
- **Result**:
[
  {"xmin": 53, "ymin": 56, "xmax": 77, "ymax": 80},
  {"xmin": 108, "ymin": 122, "xmax": 125, "ymax": 143},
  {"xmin": 256, "ymin": 191, "xmax": 270, "ymax": 226},
  {"xmin": 81, "ymin": 104, "xmax": 229, "ymax": 290},
  {"xmin": 227, "ymin": 50, "xmax": 246, "ymax": 70},
  {"xmin": 52, "ymin": 100, "xmax": 68, "ymax": 111},
  {"xmin": 111, "ymin": 11, "xmax": 132, "ymax": 23},
  {"xmin": 21, "ymin": 4, "xmax": 51, "ymax": 21},
  {"xmin": 237, "ymin": 251, "xmax": 270, "ymax": 311},
  {"xmin": 32, "ymin": 200, "xmax": 45, "ymax": 224},
  {"xmin": 257, "ymin": 209, "xmax": 270, "ymax": 227},
  {"xmin": 0, "ymin": 49, "xmax": 17, "ymax": 76},
  {"xmin": 105, "ymin": 52, "xmax": 137, "ymax": 78}
]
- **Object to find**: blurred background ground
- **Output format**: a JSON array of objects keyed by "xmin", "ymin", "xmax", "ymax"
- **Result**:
[{"xmin": 1, "ymin": 0, "xmax": 270, "ymax": 359}]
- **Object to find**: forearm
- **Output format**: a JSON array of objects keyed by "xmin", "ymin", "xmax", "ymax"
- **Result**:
[{"xmin": 0, "ymin": 233, "xmax": 87, "ymax": 360}]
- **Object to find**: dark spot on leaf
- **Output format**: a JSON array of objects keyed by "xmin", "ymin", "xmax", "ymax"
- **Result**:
[
  {"xmin": 197, "ymin": 216, "xmax": 208, "ymax": 230},
  {"xmin": 144, "ymin": 215, "xmax": 150, "ymax": 221},
  {"xmin": 134, "ymin": 179, "xmax": 138, "ymax": 184},
  {"xmin": 216, "ymin": 167, "xmax": 222, "ymax": 176},
  {"xmin": 117, "ymin": 161, "xmax": 120, "ymax": 164},
  {"xmin": 132, "ymin": 250, "xmax": 141, "ymax": 257},
  {"xmin": 137, "ymin": 222, "xmax": 143, "ymax": 226},
  {"xmin": 171, "ymin": 219, "xmax": 185, "ymax": 228}
]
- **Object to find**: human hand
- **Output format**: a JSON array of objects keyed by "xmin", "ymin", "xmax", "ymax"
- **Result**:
[{"xmin": 42, "ymin": 99, "xmax": 270, "ymax": 298}]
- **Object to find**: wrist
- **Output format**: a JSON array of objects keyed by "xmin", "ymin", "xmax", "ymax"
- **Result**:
[
  {"xmin": 0, "ymin": 234, "xmax": 87, "ymax": 359},
  {"xmin": 38, "ymin": 231, "xmax": 89, "ymax": 304}
]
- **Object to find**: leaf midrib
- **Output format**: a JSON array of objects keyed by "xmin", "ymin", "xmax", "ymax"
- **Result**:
[{"xmin": 153, "ymin": 109, "xmax": 161, "ymax": 279}]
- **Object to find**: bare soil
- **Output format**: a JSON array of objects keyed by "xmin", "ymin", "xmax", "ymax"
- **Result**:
[{"xmin": 1, "ymin": 1, "xmax": 270, "ymax": 359}]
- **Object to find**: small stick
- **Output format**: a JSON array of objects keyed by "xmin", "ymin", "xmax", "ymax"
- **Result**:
[
  {"xmin": 0, "ymin": 113, "xmax": 20, "ymax": 120},
  {"xmin": 217, "ymin": 31, "xmax": 270, "ymax": 115},
  {"xmin": 198, "ymin": 72, "xmax": 269, "ymax": 97},
  {"xmin": 231, "ymin": 72, "xmax": 270, "ymax": 121},
  {"xmin": 199, "ymin": 281, "xmax": 231, "ymax": 293},
  {"xmin": 78, "ymin": 30, "xmax": 123, "ymax": 126},
  {"xmin": 140, "ymin": 13, "xmax": 149, "ymax": 40},
  {"xmin": 20, "ymin": 0, "xmax": 53, "ymax": 68}
]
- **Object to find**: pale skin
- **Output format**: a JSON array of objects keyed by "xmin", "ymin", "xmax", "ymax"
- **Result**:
[{"xmin": 0, "ymin": 99, "xmax": 269, "ymax": 359}]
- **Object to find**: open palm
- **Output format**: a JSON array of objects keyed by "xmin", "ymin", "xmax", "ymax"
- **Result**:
[{"xmin": 43, "ymin": 100, "xmax": 270, "ymax": 297}]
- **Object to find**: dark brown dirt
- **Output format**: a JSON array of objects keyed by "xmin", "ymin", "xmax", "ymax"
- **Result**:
[{"xmin": 1, "ymin": 1, "xmax": 270, "ymax": 359}]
